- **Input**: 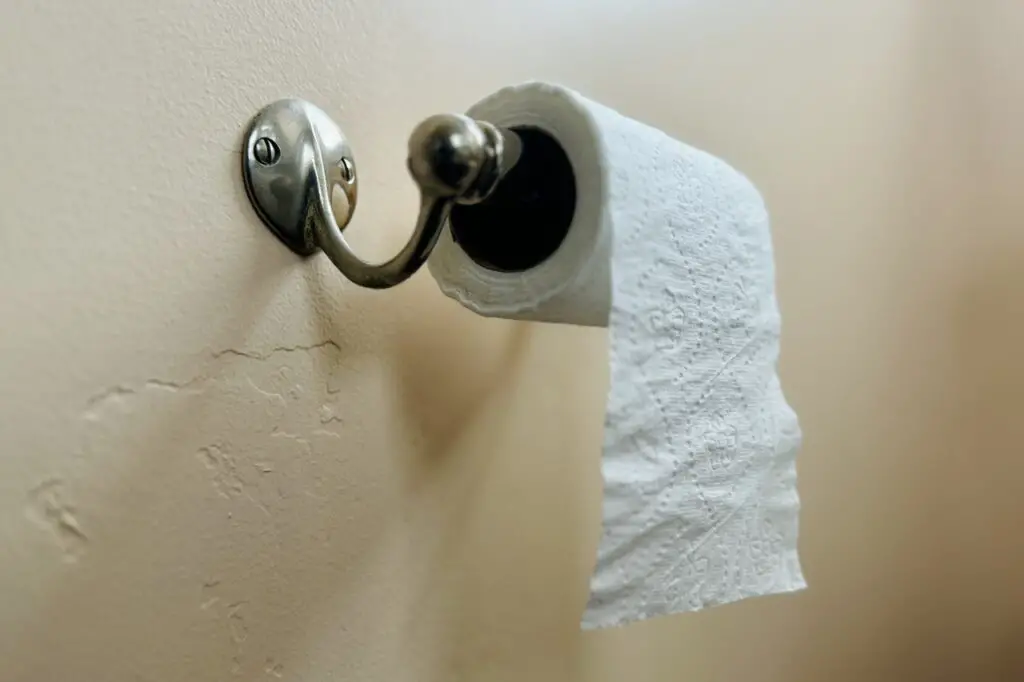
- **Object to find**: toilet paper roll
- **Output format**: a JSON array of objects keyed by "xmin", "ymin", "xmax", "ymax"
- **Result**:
[{"xmin": 429, "ymin": 83, "xmax": 805, "ymax": 630}]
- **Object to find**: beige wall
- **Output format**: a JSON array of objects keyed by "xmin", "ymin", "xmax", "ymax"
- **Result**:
[{"xmin": 1, "ymin": 1, "xmax": 1021, "ymax": 680}]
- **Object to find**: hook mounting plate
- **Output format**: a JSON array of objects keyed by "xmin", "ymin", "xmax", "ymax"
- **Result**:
[{"xmin": 241, "ymin": 98, "xmax": 357, "ymax": 256}]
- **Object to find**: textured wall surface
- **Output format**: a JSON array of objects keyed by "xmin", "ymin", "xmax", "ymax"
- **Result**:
[{"xmin": 1, "ymin": 1, "xmax": 1021, "ymax": 680}]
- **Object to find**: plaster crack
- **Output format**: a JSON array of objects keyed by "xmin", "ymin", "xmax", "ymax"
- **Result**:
[
  {"xmin": 212, "ymin": 339, "xmax": 341, "ymax": 362},
  {"xmin": 26, "ymin": 479, "xmax": 88, "ymax": 562},
  {"xmin": 82, "ymin": 337, "xmax": 341, "ymax": 417}
]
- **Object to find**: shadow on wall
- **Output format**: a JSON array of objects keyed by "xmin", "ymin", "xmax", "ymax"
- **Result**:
[
  {"xmin": 942, "ymin": 248, "xmax": 1024, "ymax": 675},
  {"xmin": 8, "ymin": 201, "xmax": 540, "ymax": 681}
]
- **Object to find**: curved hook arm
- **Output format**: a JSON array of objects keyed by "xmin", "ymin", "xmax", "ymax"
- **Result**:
[
  {"xmin": 311, "ymin": 150, "xmax": 452, "ymax": 290},
  {"xmin": 311, "ymin": 115, "xmax": 517, "ymax": 289}
]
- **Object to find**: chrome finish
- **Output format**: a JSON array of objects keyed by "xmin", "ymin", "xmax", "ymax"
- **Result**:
[
  {"xmin": 241, "ymin": 98, "xmax": 520, "ymax": 289},
  {"xmin": 242, "ymin": 99, "xmax": 356, "ymax": 256}
]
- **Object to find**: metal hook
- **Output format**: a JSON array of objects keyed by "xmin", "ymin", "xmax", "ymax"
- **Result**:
[{"xmin": 241, "ymin": 98, "xmax": 521, "ymax": 289}]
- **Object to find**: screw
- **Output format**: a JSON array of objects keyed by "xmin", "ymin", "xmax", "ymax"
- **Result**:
[
  {"xmin": 253, "ymin": 137, "xmax": 280, "ymax": 166},
  {"xmin": 338, "ymin": 157, "xmax": 355, "ymax": 182}
]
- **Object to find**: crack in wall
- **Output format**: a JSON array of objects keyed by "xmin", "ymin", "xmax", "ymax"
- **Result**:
[
  {"xmin": 26, "ymin": 479, "xmax": 89, "ymax": 562},
  {"xmin": 35, "ymin": 339, "xmax": 346, "ymax": 564},
  {"xmin": 83, "ymin": 339, "xmax": 343, "ymax": 414}
]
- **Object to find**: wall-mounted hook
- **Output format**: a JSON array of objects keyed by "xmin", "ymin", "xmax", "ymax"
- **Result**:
[{"xmin": 241, "ymin": 98, "xmax": 522, "ymax": 289}]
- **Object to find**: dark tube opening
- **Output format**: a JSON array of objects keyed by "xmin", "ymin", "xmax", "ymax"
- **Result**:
[{"xmin": 448, "ymin": 126, "xmax": 576, "ymax": 272}]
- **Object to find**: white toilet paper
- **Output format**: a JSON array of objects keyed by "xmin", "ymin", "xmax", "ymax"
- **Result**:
[{"xmin": 429, "ymin": 83, "xmax": 804, "ymax": 630}]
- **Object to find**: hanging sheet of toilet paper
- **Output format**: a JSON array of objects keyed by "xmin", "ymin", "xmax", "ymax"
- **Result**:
[{"xmin": 428, "ymin": 83, "xmax": 804, "ymax": 630}]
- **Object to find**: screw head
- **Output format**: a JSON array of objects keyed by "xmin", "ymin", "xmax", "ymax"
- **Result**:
[
  {"xmin": 338, "ymin": 157, "xmax": 355, "ymax": 182},
  {"xmin": 253, "ymin": 137, "xmax": 280, "ymax": 166}
]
